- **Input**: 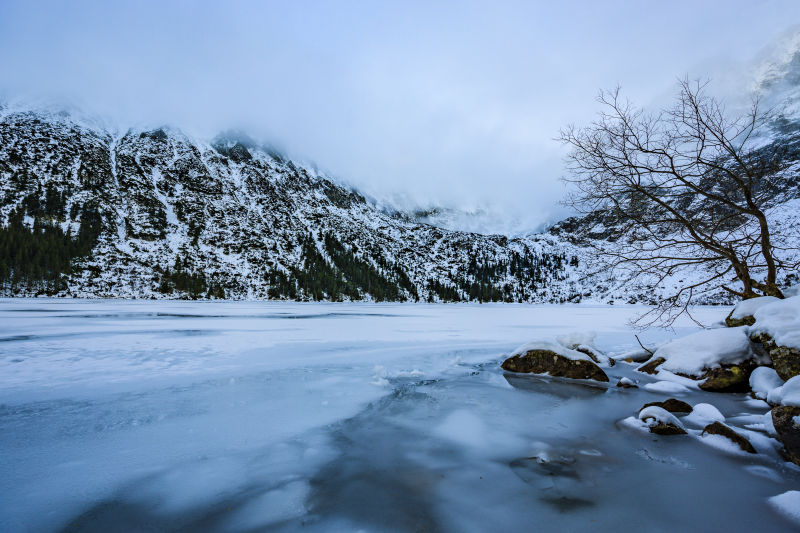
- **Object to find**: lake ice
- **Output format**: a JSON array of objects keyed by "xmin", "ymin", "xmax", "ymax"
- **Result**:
[{"xmin": 0, "ymin": 300, "xmax": 798, "ymax": 532}]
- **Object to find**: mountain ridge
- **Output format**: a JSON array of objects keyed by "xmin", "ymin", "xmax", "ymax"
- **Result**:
[{"xmin": 1, "ymin": 98, "xmax": 798, "ymax": 304}]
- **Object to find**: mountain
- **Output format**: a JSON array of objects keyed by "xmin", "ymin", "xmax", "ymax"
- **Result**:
[
  {"xmin": 0, "ymin": 106, "xmax": 596, "ymax": 302},
  {"xmin": 3, "ymin": 38, "xmax": 800, "ymax": 304}
]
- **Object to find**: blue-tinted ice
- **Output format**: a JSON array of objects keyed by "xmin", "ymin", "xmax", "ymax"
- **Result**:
[{"xmin": 0, "ymin": 300, "xmax": 798, "ymax": 532}]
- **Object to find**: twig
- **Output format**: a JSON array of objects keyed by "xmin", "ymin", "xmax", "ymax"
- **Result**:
[{"xmin": 634, "ymin": 334, "xmax": 654, "ymax": 356}]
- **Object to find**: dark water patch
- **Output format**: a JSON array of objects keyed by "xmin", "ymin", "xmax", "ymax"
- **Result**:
[
  {"xmin": 539, "ymin": 495, "xmax": 595, "ymax": 513},
  {"xmin": 305, "ymin": 386, "xmax": 445, "ymax": 532},
  {"xmin": 0, "ymin": 334, "xmax": 35, "ymax": 342},
  {"xmin": 503, "ymin": 373, "xmax": 608, "ymax": 400}
]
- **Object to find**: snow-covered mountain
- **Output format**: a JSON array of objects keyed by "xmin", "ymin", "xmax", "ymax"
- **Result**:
[
  {"xmin": 2, "ymin": 38, "xmax": 800, "ymax": 304},
  {"xmin": 0, "ymin": 105, "xmax": 599, "ymax": 302}
]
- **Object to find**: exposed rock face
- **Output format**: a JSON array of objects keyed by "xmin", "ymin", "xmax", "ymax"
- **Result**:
[
  {"xmin": 636, "ymin": 357, "xmax": 665, "ymax": 375},
  {"xmin": 772, "ymin": 406, "xmax": 800, "ymax": 465},
  {"xmin": 698, "ymin": 360, "xmax": 758, "ymax": 393},
  {"xmin": 752, "ymin": 333, "xmax": 800, "ymax": 381},
  {"xmin": 501, "ymin": 350, "xmax": 609, "ymax": 382},
  {"xmin": 701, "ymin": 422, "xmax": 757, "ymax": 453},
  {"xmin": 724, "ymin": 312, "xmax": 755, "ymax": 328},
  {"xmin": 641, "ymin": 398, "xmax": 693, "ymax": 414},
  {"xmin": 648, "ymin": 423, "xmax": 687, "ymax": 436}
]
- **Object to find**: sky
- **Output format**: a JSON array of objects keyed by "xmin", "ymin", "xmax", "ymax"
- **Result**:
[{"xmin": 1, "ymin": 1, "xmax": 800, "ymax": 234}]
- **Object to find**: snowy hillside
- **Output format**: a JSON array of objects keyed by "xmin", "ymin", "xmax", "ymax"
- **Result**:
[
  {"xmin": 0, "ymin": 106, "xmax": 595, "ymax": 302},
  {"xmin": 2, "ymin": 46, "xmax": 800, "ymax": 304}
]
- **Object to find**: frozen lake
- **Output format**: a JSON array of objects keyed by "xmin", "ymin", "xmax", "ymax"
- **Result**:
[{"xmin": 0, "ymin": 300, "xmax": 798, "ymax": 532}]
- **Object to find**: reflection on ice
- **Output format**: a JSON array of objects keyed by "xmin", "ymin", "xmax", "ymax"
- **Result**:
[{"xmin": 0, "ymin": 300, "xmax": 799, "ymax": 532}]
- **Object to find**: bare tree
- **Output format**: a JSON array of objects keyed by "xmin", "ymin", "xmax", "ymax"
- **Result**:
[{"xmin": 560, "ymin": 79, "xmax": 799, "ymax": 325}]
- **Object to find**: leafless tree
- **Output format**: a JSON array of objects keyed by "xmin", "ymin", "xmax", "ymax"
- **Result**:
[{"xmin": 560, "ymin": 79, "xmax": 799, "ymax": 326}]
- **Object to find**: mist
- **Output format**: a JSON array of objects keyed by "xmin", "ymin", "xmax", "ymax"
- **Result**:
[{"xmin": 1, "ymin": 0, "xmax": 799, "ymax": 233}]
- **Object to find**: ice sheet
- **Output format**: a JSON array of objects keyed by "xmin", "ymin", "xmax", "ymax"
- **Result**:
[{"xmin": 0, "ymin": 300, "xmax": 797, "ymax": 532}]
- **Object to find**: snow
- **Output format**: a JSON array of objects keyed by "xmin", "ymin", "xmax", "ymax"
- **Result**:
[
  {"xmin": 652, "ymin": 327, "xmax": 753, "ymax": 376},
  {"xmin": 638, "ymin": 406, "xmax": 684, "ymax": 429},
  {"xmin": 643, "ymin": 381, "xmax": 689, "ymax": 394},
  {"xmin": 768, "ymin": 490, "xmax": 800, "ymax": 526},
  {"xmin": 728, "ymin": 296, "xmax": 781, "ymax": 319},
  {"xmin": 698, "ymin": 433, "xmax": 750, "ymax": 455},
  {"xmin": 510, "ymin": 340, "xmax": 593, "ymax": 362},
  {"xmin": 1, "ymin": 300, "xmax": 799, "ymax": 532},
  {"xmin": 555, "ymin": 331, "xmax": 597, "ymax": 350},
  {"xmin": 770, "ymin": 375, "xmax": 800, "ymax": 407},
  {"xmin": 751, "ymin": 295, "xmax": 800, "ymax": 350},
  {"xmin": 683, "ymin": 403, "xmax": 726, "ymax": 427},
  {"xmin": 750, "ymin": 367, "xmax": 784, "ymax": 400}
]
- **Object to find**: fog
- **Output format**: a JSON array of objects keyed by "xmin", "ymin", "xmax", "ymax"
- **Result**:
[{"xmin": 1, "ymin": 1, "xmax": 799, "ymax": 232}]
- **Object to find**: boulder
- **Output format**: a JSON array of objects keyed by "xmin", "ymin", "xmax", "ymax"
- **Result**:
[
  {"xmin": 701, "ymin": 422, "xmax": 757, "ymax": 453},
  {"xmin": 725, "ymin": 296, "xmax": 780, "ymax": 327},
  {"xmin": 641, "ymin": 398, "xmax": 692, "ymax": 414},
  {"xmin": 698, "ymin": 359, "xmax": 758, "ymax": 393},
  {"xmin": 637, "ymin": 357, "xmax": 665, "ymax": 375},
  {"xmin": 749, "ymin": 296, "xmax": 800, "ymax": 380},
  {"xmin": 772, "ymin": 406, "xmax": 800, "ymax": 466},
  {"xmin": 616, "ymin": 378, "xmax": 637, "ymax": 389},
  {"xmin": 725, "ymin": 313, "xmax": 756, "ymax": 328},
  {"xmin": 502, "ymin": 349, "xmax": 609, "ymax": 382},
  {"xmin": 752, "ymin": 333, "xmax": 800, "ymax": 381},
  {"xmin": 638, "ymin": 406, "xmax": 687, "ymax": 435}
]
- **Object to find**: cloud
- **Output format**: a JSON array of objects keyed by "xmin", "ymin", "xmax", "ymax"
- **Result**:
[{"xmin": 1, "ymin": 0, "xmax": 799, "ymax": 233}]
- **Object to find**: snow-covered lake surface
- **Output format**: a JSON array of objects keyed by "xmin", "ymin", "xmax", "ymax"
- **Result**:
[{"xmin": 1, "ymin": 300, "xmax": 798, "ymax": 532}]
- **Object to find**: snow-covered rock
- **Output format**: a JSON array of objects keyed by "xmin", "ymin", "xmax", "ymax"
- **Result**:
[
  {"xmin": 652, "ymin": 327, "xmax": 753, "ymax": 377},
  {"xmin": 555, "ymin": 331, "xmax": 612, "ymax": 366},
  {"xmin": 751, "ymin": 296, "xmax": 800, "ymax": 350},
  {"xmin": 683, "ymin": 403, "xmax": 725, "ymax": 427},
  {"xmin": 749, "ymin": 367, "xmax": 784, "ymax": 401},
  {"xmin": 725, "ymin": 296, "xmax": 781, "ymax": 327},
  {"xmin": 509, "ymin": 341, "xmax": 592, "ymax": 362},
  {"xmin": 502, "ymin": 340, "xmax": 609, "ymax": 382},
  {"xmin": 643, "ymin": 381, "xmax": 689, "ymax": 394},
  {"xmin": 769, "ymin": 375, "xmax": 800, "ymax": 407},
  {"xmin": 639, "ymin": 327, "xmax": 759, "ymax": 392},
  {"xmin": 616, "ymin": 377, "xmax": 637, "ymax": 388},
  {"xmin": 700, "ymin": 422, "xmax": 757, "ymax": 453},
  {"xmin": 750, "ymin": 296, "xmax": 800, "ymax": 380},
  {"xmin": 637, "ymin": 406, "xmax": 686, "ymax": 435}
]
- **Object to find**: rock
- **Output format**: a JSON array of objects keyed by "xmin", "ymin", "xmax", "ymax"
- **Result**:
[
  {"xmin": 698, "ymin": 359, "xmax": 758, "ymax": 393},
  {"xmin": 649, "ymin": 423, "xmax": 688, "ymax": 436},
  {"xmin": 769, "ymin": 346, "xmax": 800, "ymax": 382},
  {"xmin": 616, "ymin": 378, "xmax": 637, "ymax": 388},
  {"xmin": 751, "ymin": 332, "xmax": 800, "ymax": 381},
  {"xmin": 701, "ymin": 422, "xmax": 757, "ymax": 453},
  {"xmin": 724, "ymin": 312, "xmax": 755, "ymax": 328},
  {"xmin": 772, "ymin": 406, "xmax": 800, "ymax": 466},
  {"xmin": 574, "ymin": 346, "xmax": 599, "ymax": 363},
  {"xmin": 638, "ymin": 406, "xmax": 687, "ymax": 435},
  {"xmin": 637, "ymin": 357, "xmax": 665, "ymax": 375},
  {"xmin": 501, "ymin": 349, "xmax": 609, "ymax": 382},
  {"xmin": 726, "ymin": 296, "xmax": 781, "ymax": 327},
  {"xmin": 641, "ymin": 398, "xmax": 692, "ymax": 414}
]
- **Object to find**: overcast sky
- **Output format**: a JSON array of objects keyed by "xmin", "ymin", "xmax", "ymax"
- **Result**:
[{"xmin": 1, "ymin": 1, "xmax": 799, "ymax": 233}]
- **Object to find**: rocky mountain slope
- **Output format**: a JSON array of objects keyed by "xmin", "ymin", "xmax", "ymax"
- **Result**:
[
  {"xmin": 0, "ymin": 106, "xmax": 597, "ymax": 302},
  {"xmin": 3, "ymin": 42, "xmax": 800, "ymax": 304}
]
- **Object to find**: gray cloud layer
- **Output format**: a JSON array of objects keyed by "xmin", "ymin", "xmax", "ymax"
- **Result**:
[{"xmin": 1, "ymin": 1, "xmax": 799, "ymax": 233}]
